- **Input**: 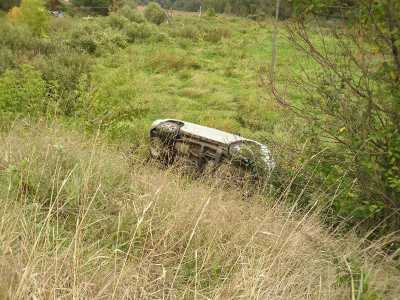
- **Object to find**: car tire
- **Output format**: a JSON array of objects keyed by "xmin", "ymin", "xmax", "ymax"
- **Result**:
[{"xmin": 150, "ymin": 122, "xmax": 180, "ymax": 164}]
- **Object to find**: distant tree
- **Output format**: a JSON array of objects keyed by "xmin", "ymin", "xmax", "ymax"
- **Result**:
[
  {"xmin": 0, "ymin": 0, "xmax": 21, "ymax": 11},
  {"xmin": 8, "ymin": 0, "xmax": 49, "ymax": 35},
  {"xmin": 71, "ymin": 0, "xmax": 111, "ymax": 15},
  {"xmin": 224, "ymin": 1, "xmax": 232, "ymax": 14},
  {"xmin": 144, "ymin": 2, "xmax": 166, "ymax": 25},
  {"xmin": 267, "ymin": 0, "xmax": 400, "ymax": 233}
]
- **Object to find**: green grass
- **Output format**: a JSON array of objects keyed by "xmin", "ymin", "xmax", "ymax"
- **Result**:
[{"xmin": 1, "ymin": 10, "xmax": 399, "ymax": 298}]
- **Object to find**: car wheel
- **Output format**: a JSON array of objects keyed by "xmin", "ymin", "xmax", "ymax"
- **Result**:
[
  {"xmin": 150, "ymin": 122, "xmax": 180, "ymax": 164},
  {"xmin": 156, "ymin": 122, "xmax": 180, "ymax": 143},
  {"xmin": 150, "ymin": 136, "xmax": 164, "ymax": 159}
]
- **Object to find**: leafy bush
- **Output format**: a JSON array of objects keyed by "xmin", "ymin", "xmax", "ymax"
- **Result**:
[
  {"xmin": 206, "ymin": 7, "xmax": 216, "ymax": 17},
  {"xmin": 71, "ymin": 0, "xmax": 111, "ymax": 15},
  {"xmin": 124, "ymin": 22, "xmax": 153, "ymax": 42},
  {"xmin": 118, "ymin": 5, "xmax": 145, "ymax": 23},
  {"xmin": 0, "ymin": 47, "xmax": 16, "ymax": 74},
  {"xmin": 9, "ymin": 0, "xmax": 49, "ymax": 36},
  {"xmin": 0, "ymin": 65, "xmax": 47, "ymax": 116},
  {"xmin": 33, "ymin": 49, "xmax": 92, "ymax": 115},
  {"xmin": 171, "ymin": 24, "xmax": 200, "ymax": 40},
  {"xmin": 106, "ymin": 13, "xmax": 129, "ymax": 29},
  {"xmin": 144, "ymin": 2, "xmax": 166, "ymax": 25},
  {"xmin": 69, "ymin": 20, "xmax": 128, "ymax": 54}
]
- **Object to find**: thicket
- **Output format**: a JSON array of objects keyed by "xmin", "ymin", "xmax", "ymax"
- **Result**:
[
  {"xmin": 143, "ymin": 1, "xmax": 166, "ymax": 25},
  {"xmin": 266, "ymin": 0, "xmax": 400, "ymax": 236},
  {"xmin": 1, "ymin": 0, "xmax": 399, "ymax": 244}
]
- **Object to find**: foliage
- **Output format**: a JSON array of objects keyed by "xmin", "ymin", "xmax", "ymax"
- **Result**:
[
  {"xmin": 0, "ymin": 0, "xmax": 20, "ymax": 11},
  {"xmin": 206, "ymin": 7, "xmax": 216, "ymax": 17},
  {"xmin": 269, "ymin": 0, "xmax": 400, "ymax": 232},
  {"xmin": 141, "ymin": 0, "xmax": 293, "ymax": 19},
  {"xmin": 124, "ymin": 22, "xmax": 154, "ymax": 42},
  {"xmin": 71, "ymin": 0, "xmax": 111, "ymax": 15},
  {"xmin": 0, "ymin": 65, "xmax": 47, "ymax": 116},
  {"xmin": 9, "ymin": 0, "xmax": 49, "ymax": 35},
  {"xmin": 144, "ymin": 1, "xmax": 166, "ymax": 25},
  {"xmin": 7, "ymin": 6, "xmax": 21, "ymax": 22},
  {"xmin": 0, "ymin": 126, "xmax": 398, "ymax": 298},
  {"xmin": 118, "ymin": 5, "xmax": 145, "ymax": 23}
]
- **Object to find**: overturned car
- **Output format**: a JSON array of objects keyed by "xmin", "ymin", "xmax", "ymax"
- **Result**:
[{"xmin": 149, "ymin": 119, "xmax": 275, "ymax": 180}]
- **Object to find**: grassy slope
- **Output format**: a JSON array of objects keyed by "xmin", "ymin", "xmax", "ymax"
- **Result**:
[
  {"xmin": 1, "ymin": 13, "xmax": 400, "ymax": 299},
  {"xmin": 78, "ymin": 15, "xmax": 309, "ymax": 145},
  {"xmin": 0, "ymin": 124, "xmax": 399, "ymax": 299}
]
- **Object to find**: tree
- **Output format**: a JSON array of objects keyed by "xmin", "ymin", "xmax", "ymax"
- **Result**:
[
  {"xmin": 268, "ymin": 0, "xmax": 400, "ymax": 233},
  {"xmin": 71, "ymin": 0, "xmax": 112, "ymax": 15},
  {"xmin": 144, "ymin": 2, "xmax": 166, "ymax": 25},
  {"xmin": 8, "ymin": 0, "xmax": 49, "ymax": 36},
  {"xmin": 0, "ymin": 0, "xmax": 21, "ymax": 11}
]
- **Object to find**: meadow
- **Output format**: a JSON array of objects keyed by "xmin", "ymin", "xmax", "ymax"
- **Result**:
[{"xmin": 0, "ymin": 4, "xmax": 400, "ymax": 299}]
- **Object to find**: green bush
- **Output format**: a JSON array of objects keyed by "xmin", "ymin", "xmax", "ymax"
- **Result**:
[
  {"xmin": 71, "ymin": 0, "xmax": 111, "ymax": 15},
  {"xmin": 124, "ymin": 22, "xmax": 153, "ymax": 42},
  {"xmin": 33, "ymin": 50, "xmax": 92, "ymax": 115},
  {"xmin": 106, "ymin": 13, "xmax": 129, "ymax": 29},
  {"xmin": 69, "ymin": 22, "xmax": 101, "ymax": 54},
  {"xmin": 11, "ymin": 0, "xmax": 50, "ymax": 36},
  {"xmin": 0, "ymin": 65, "xmax": 47, "ymax": 116},
  {"xmin": 0, "ymin": 47, "xmax": 16, "ymax": 74},
  {"xmin": 172, "ymin": 24, "xmax": 200, "ymax": 40},
  {"xmin": 144, "ymin": 2, "xmax": 166, "ymax": 25},
  {"xmin": 118, "ymin": 5, "xmax": 146, "ymax": 23},
  {"xmin": 0, "ymin": 20, "xmax": 55, "ymax": 54},
  {"xmin": 69, "ymin": 21, "xmax": 128, "ymax": 54},
  {"xmin": 206, "ymin": 7, "xmax": 216, "ymax": 17}
]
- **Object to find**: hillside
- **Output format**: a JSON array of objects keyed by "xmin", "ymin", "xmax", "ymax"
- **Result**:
[
  {"xmin": 1, "ymin": 1, "xmax": 400, "ymax": 298},
  {"xmin": 0, "ymin": 124, "xmax": 399, "ymax": 299}
]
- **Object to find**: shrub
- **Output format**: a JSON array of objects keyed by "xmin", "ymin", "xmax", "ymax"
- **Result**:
[
  {"xmin": 206, "ymin": 7, "xmax": 216, "ymax": 17},
  {"xmin": 69, "ymin": 24, "xmax": 99, "ymax": 54},
  {"xmin": 106, "ymin": 13, "xmax": 129, "ymax": 29},
  {"xmin": 33, "ymin": 49, "xmax": 92, "ymax": 115},
  {"xmin": 203, "ymin": 26, "xmax": 231, "ymax": 43},
  {"xmin": 71, "ymin": 0, "xmax": 111, "ymax": 15},
  {"xmin": 69, "ymin": 21, "xmax": 128, "ymax": 54},
  {"xmin": 172, "ymin": 24, "xmax": 200, "ymax": 40},
  {"xmin": 10, "ymin": 0, "xmax": 50, "ymax": 36},
  {"xmin": 124, "ymin": 22, "xmax": 153, "ymax": 42},
  {"xmin": 144, "ymin": 2, "xmax": 166, "ymax": 25},
  {"xmin": 118, "ymin": 5, "xmax": 145, "ymax": 23},
  {"xmin": 0, "ymin": 47, "xmax": 16, "ymax": 74},
  {"xmin": 0, "ymin": 65, "xmax": 47, "ymax": 115}
]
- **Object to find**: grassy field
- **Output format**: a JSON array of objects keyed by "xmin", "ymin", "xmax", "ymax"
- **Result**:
[
  {"xmin": 1, "ymin": 124, "xmax": 399, "ymax": 299},
  {"xmin": 1, "ymin": 8, "xmax": 400, "ymax": 299}
]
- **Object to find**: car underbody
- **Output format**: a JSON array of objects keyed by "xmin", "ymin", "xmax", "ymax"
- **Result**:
[{"xmin": 149, "ymin": 119, "xmax": 275, "ymax": 180}]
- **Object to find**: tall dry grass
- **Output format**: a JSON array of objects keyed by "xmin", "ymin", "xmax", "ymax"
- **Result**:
[{"xmin": 0, "ymin": 124, "xmax": 399, "ymax": 299}]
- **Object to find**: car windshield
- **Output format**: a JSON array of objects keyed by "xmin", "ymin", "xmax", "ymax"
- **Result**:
[{"xmin": 230, "ymin": 141, "xmax": 275, "ymax": 172}]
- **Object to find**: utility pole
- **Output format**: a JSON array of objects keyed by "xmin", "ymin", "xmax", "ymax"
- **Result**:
[{"xmin": 270, "ymin": 0, "xmax": 281, "ymax": 82}]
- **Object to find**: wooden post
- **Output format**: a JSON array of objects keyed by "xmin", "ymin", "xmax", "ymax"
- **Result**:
[{"xmin": 270, "ymin": 0, "xmax": 281, "ymax": 82}]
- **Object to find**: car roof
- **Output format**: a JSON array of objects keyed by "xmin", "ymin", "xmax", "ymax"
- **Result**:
[{"xmin": 157, "ymin": 119, "xmax": 245, "ymax": 145}]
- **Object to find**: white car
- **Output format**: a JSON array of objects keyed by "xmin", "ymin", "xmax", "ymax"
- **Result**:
[{"xmin": 149, "ymin": 119, "xmax": 275, "ymax": 179}]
